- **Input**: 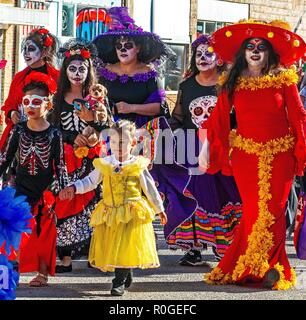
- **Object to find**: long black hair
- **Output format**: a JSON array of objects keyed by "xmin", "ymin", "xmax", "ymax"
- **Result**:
[
  {"xmin": 50, "ymin": 55, "xmax": 95, "ymax": 126},
  {"xmin": 223, "ymin": 38, "xmax": 280, "ymax": 103}
]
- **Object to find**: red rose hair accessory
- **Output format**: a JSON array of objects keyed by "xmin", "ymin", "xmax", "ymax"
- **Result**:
[
  {"xmin": 24, "ymin": 71, "xmax": 57, "ymax": 94},
  {"xmin": 58, "ymin": 39, "xmax": 98, "ymax": 60},
  {"xmin": 30, "ymin": 27, "xmax": 53, "ymax": 48},
  {"xmin": 64, "ymin": 48, "xmax": 91, "ymax": 59}
]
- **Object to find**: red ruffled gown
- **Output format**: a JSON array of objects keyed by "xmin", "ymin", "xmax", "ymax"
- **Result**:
[{"xmin": 202, "ymin": 70, "xmax": 306, "ymax": 290}]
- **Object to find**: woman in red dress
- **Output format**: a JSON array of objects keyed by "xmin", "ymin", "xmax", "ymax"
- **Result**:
[
  {"xmin": 0, "ymin": 27, "xmax": 58, "ymax": 152},
  {"xmin": 200, "ymin": 20, "xmax": 306, "ymax": 290}
]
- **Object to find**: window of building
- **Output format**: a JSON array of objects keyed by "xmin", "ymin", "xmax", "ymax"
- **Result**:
[
  {"xmin": 197, "ymin": 20, "xmax": 230, "ymax": 35},
  {"xmin": 163, "ymin": 43, "xmax": 188, "ymax": 92}
]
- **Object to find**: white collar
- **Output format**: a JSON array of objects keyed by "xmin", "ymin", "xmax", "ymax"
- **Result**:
[{"xmin": 109, "ymin": 154, "xmax": 136, "ymax": 166}]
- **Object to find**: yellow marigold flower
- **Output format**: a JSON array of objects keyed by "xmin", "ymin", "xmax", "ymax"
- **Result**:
[
  {"xmin": 267, "ymin": 32, "xmax": 274, "ymax": 38},
  {"xmin": 293, "ymin": 39, "xmax": 300, "ymax": 47},
  {"xmin": 225, "ymin": 30, "xmax": 232, "ymax": 37},
  {"xmin": 74, "ymin": 146, "xmax": 89, "ymax": 158}
]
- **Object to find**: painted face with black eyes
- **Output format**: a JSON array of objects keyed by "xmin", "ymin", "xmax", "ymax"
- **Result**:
[
  {"xmin": 195, "ymin": 43, "xmax": 216, "ymax": 72},
  {"xmin": 23, "ymin": 40, "xmax": 42, "ymax": 67},
  {"xmin": 66, "ymin": 60, "xmax": 89, "ymax": 86}
]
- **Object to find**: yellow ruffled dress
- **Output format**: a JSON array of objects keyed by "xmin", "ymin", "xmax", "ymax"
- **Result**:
[{"xmin": 88, "ymin": 156, "xmax": 160, "ymax": 272}]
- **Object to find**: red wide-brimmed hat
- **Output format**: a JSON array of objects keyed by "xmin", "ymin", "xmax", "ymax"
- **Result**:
[{"xmin": 211, "ymin": 20, "xmax": 306, "ymax": 66}]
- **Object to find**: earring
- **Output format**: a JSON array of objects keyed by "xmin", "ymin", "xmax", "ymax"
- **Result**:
[{"xmin": 216, "ymin": 58, "xmax": 223, "ymax": 67}]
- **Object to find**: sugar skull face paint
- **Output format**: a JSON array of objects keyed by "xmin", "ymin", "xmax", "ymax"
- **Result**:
[
  {"xmin": 245, "ymin": 38, "xmax": 268, "ymax": 68},
  {"xmin": 195, "ymin": 44, "xmax": 216, "ymax": 72},
  {"xmin": 22, "ymin": 94, "xmax": 49, "ymax": 118},
  {"xmin": 66, "ymin": 60, "xmax": 89, "ymax": 86},
  {"xmin": 115, "ymin": 39, "xmax": 139, "ymax": 65},
  {"xmin": 23, "ymin": 40, "xmax": 42, "ymax": 67}
]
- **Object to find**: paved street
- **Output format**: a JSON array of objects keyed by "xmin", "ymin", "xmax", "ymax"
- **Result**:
[{"xmin": 17, "ymin": 224, "xmax": 306, "ymax": 300}]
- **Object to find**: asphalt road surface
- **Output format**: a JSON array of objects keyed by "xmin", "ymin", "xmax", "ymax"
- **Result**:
[{"xmin": 17, "ymin": 224, "xmax": 306, "ymax": 300}]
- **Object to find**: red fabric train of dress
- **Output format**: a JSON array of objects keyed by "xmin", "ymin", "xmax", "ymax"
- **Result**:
[
  {"xmin": 0, "ymin": 64, "xmax": 59, "ymax": 151},
  {"xmin": 201, "ymin": 74, "xmax": 306, "ymax": 289}
]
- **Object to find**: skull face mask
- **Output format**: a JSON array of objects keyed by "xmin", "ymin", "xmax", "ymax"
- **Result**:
[
  {"xmin": 23, "ymin": 40, "xmax": 42, "ymax": 67},
  {"xmin": 195, "ymin": 43, "xmax": 217, "ymax": 72},
  {"xmin": 189, "ymin": 95, "xmax": 217, "ymax": 127},
  {"xmin": 66, "ymin": 60, "xmax": 89, "ymax": 86}
]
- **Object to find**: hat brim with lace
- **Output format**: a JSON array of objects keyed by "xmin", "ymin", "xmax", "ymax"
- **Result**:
[
  {"xmin": 93, "ymin": 28, "xmax": 170, "ymax": 64},
  {"xmin": 211, "ymin": 20, "xmax": 306, "ymax": 66}
]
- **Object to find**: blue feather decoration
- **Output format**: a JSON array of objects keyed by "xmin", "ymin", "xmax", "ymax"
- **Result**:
[
  {"xmin": 0, "ymin": 187, "xmax": 32, "ymax": 254},
  {"xmin": 0, "ymin": 254, "xmax": 19, "ymax": 300}
]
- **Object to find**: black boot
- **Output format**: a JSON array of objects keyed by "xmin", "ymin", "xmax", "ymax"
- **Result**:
[
  {"xmin": 111, "ymin": 268, "xmax": 130, "ymax": 296},
  {"xmin": 125, "ymin": 270, "xmax": 133, "ymax": 289}
]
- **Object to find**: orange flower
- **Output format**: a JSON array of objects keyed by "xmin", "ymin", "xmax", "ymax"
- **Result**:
[{"xmin": 74, "ymin": 146, "xmax": 89, "ymax": 158}]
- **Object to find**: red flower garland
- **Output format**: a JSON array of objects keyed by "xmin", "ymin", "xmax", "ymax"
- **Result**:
[{"xmin": 24, "ymin": 71, "xmax": 57, "ymax": 94}]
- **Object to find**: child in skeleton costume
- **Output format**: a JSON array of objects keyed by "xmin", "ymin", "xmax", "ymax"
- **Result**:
[
  {"xmin": 0, "ymin": 72, "xmax": 68, "ymax": 286},
  {"xmin": 0, "ymin": 27, "xmax": 59, "ymax": 153},
  {"xmin": 164, "ymin": 35, "xmax": 242, "ymax": 265},
  {"xmin": 50, "ymin": 39, "xmax": 109, "ymax": 273}
]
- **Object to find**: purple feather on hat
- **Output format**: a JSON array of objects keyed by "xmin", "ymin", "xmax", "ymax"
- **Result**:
[{"xmin": 108, "ymin": 7, "xmax": 135, "ymax": 29}]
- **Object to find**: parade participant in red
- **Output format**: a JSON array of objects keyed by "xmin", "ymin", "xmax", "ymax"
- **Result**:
[
  {"xmin": 0, "ymin": 27, "xmax": 58, "ymax": 152},
  {"xmin": 0, "ymin": 72, "xmax": 68, "ymax": 286},
  {"xmin": 201, "ymin": 20, "xmax": 306, "ymax": 290}
]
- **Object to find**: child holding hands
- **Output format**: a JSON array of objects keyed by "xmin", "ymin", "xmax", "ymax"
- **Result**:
[{"xmin": 60, "ymin": 120, "xmax": 167, "ymax": 296}]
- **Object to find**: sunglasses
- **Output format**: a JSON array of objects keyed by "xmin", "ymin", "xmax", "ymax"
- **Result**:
[
  {"xmin": 115, "ymin": 42, "xmax": 135, "ymax": 50},
  {"xmin": 22, "ymin": 95, "xmax": 48, "ymax": 108},
  {"xmin": 246, "ymin": 42, "xmax": 268, "ymax": 52}
]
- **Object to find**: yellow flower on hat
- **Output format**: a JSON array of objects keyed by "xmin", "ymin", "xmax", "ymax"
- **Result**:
[
  {"xmin": 225, "ymin": 31, "xmax": 232, "ymax": 38},
  {"xmin": 293, "ymin": 39, "xmax": 300, "ymax": 47},
  {"xmin": 267, "ymin": 32, "xmax": 274, "ymax": 38}
]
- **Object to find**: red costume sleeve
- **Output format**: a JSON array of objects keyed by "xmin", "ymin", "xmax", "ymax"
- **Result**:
[
  {"xmin": 201, "ymin": 90, "xmax": 232, "ymax": 175},
  {"xmin": 284, "ymin": 84, "xmax": 306, "ymax": 176}
]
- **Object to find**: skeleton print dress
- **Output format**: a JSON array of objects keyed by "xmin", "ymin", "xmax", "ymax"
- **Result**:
[
  {"xmin": 54, "ymin": 100, "xmax": 101, "ymax": 259},
  {"xmin": 165, "ymin": 75, "xmax": 243, "ymax": 259},
  {"xmin": 0, "ymin": 122, "xmax": 69, "ymax": 274},
  {"xmin": 0, "ymin": 122, "xmax": 68, "ymax": 203}
]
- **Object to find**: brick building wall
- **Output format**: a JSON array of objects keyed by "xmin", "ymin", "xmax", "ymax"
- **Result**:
[
  {"xmin": 0, "ymin": 0, "xmax": 17, "ymax": 133},
  {"xmin": 227, "ymin": 0, "xmax": 306, "ymax": 39}
]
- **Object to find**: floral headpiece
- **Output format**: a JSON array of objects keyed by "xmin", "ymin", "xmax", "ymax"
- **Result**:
[
  {"xmin": 192, "ymin": 34, "xmax": 212, "ymax": 50},
  {"xmin": 29, "ymin": 27, "xmax": 54, "ymax": 48},
  {"xmin": 58, "ymin": 39, "xmax": 97, "ymax": 60},
  {"xmin": 191, "ymin": 34, "xmax": 223, "ymax": 67},
  {"xmin": 24, "ymin": 71, "xmax": 57, "ymax": 94},
  {"xmin": 64, "ymin": 48, "xmax": 91, "ymax": 59}
]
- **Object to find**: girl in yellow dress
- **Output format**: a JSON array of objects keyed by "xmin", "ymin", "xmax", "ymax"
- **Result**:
[{"xmin": 59, "ymin": 120, "xmax": 167, "ymax": 296}]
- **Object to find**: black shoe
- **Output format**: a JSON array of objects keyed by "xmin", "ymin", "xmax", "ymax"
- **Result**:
[
  {"xmin": 179, "ymin": 250, "xmax": 203, "ymax": 266},
  {"xmin": 111, "ymin": 284, "xmax": 125, "ymax": 296},
  {"xmin": 263, "ymin": 268, "xmax": 280, "ymax": 289},
  {"xmin": 125, "ymin": 271, "xmax": 133, "ymax": 289},
  {"xmin": 55, "ymin": 264, "xmax": 72, "ymax": 273},
  {"xmin": 212, "ymin": 246, "xmax": 222, "ymax": 262},
  {"xmin": 87, "ymin": 261, "xmax": 93, "ymax": 268}
]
